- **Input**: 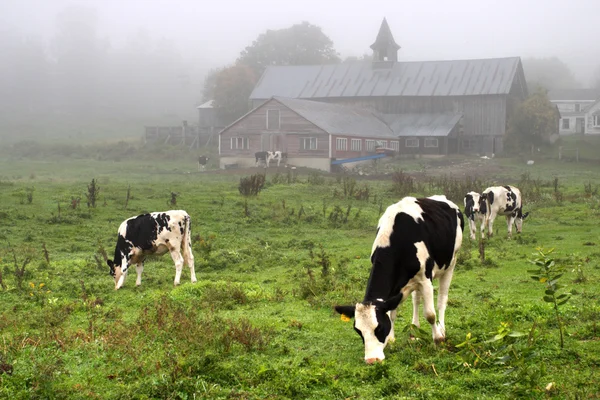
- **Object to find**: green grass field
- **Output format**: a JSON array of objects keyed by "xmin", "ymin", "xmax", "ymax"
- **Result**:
[{"xmin": 0, "ymin": 153, "xmax": 599, "ymax": 399}]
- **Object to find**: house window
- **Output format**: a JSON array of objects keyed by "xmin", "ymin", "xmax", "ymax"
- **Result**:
[
  {"xmin": 424, "ymin": 138, "xmax": 439, "ymax": 148},
  {"xmin": 301, "ymin": 137, "xmax": 317, "ymax": 150},
  {"xmin": 377, "ymin": 140, "xmax": 387, "ymax": 148},
  {"xmin": 365, "ymin": 140, "xmax": 377, "ymax": 152},
  {"xmin": 405, "ymin": 138, "xmax": 419, "ymax": 148},
  {"xmin": 594, "ymin": 115, "xmax": 600, "ymax": 127},
  {"xmin": 266, "ymin": 109, "xmax": 280, "ymax": 130},
  {"xmin": 574, "ymin": 104, "xmax": 581, "ymax": 112},
  {"xmin": 230, "ymin": 137, "xmax": 249, "ymax": 149},
  {"xmin": 389, "ymin": 141, "xmax": 399, "ymax": 151},
  {"xmin": 350, "ymin": 139, "xmax": 361, "ymax": 151},
  {"xmin": 336, "ymin": 138, "xmax": 347, "ymax": 151},
  {"xmin": 561, "ymin": 118, "xmax": 570, "ymax": 129}
]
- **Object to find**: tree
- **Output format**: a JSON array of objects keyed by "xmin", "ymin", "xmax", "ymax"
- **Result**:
[
  {"xmin": 506, "ymin": 89, "xmax": 559, "ymax": 152},
  {"xmin": 213, "ymin": 64, "xmax": 257, "ymax": 124},
  {"xmin": 207, "ymin": 21, "xmax": 340, "ymax": 124},
  {"xmin": 522, "ymin": 57, "xmax": 580, "ymax": 91},
  {"xmin": 238, "ymin": 21, "xmax": 340, "ymax": 75}
]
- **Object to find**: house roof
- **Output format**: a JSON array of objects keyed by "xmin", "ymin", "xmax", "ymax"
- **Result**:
[
  {"xmin": 197, "ymin": 100, "xmax": 215, "ymax": 109},
  {"xmin": 250, "ymin": 57, "xmax": 526, "ymax": 100},
  {"xmin": 275, "ymin": 97, "xmax": 395, "ymax": 138},
  {"xmin": 547, "ymin": 89, "xmax": 599, "ymax": 101},
  {"xmin": 382, "ymin": 113, "xmax": 462, "ymax": 137}
]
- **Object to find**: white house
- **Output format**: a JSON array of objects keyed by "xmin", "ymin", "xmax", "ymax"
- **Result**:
[
  {"xmin": 584, "ymin": 100, "xmax": 600, "ymax": 135},
  {"xmin": 548, "ymin": 89, "xmax": 598, "ymax": 134}
]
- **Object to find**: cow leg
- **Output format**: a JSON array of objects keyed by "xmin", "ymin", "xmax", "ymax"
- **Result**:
[
  {"xmin": 411, "ymin": 290, "xmax": 421, "ymax": 328},
  {"xmin": 420, "ymin": 279, "xmax": 444, "ymax": 343},
  {"xmin": 170, "ymin": 250, "xmax": 184, "ymax": 286},
  {"xmin": 487, "ymin": 212, "xmax": 497, "ymax": 237},
  {"xmin": 436, "ymin": 266, "xmax": 455, "ymax": 340},
  {"xmin": 506, "ymin": 215, "xmax": 515, "ymax": 238},
  {"xmin": 468, "ymin": 219, "xmax": 476, "ymax": 240},
  {"xmin": 388, "ymin": 309, "xmax": 397, "ymax": 342},
  {"xmin": 135, "ymin": 262, "xmax": 143, "ymax": 286},
  {"xmin": 185, "ymin": 246, "xmax": 197, "ymax": 283}
]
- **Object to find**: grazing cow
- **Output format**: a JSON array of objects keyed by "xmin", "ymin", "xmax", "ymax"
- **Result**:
[
  {"xmin": 266, "ymin": 151, "xmax": 287, "ymax": 167},
  {"xmin": 335, "ymin": 195, "xmax": 464, "ymax": 363},
  {"xmin": 481, "ymin": 185, "xmax": 529, "ymax": 238},
  {"xmin": 197, "ymin": 156, "xmax": 209, "ymax": 171},
  {"xmin": 463, "ymin": 191, "xmax": 487, "ymax": 240},
  {"xmin": 107, "ymin": 210, "xmax": 196, "ymax": 290},
  {"xmin": 255, "ymin": 151, "xmax": 269, "ymax": 167}
]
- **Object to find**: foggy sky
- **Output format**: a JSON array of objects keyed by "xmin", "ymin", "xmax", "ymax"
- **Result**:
[{"xmin": 3, "ymin": 0, "xmax": 600, "ymax": 84}]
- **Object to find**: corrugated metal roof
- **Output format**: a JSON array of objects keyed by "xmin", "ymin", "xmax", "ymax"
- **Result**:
[
  {"xmin": 382, "ymin": 113, "xmax": 462, "ymax": 137},
  {"xmin": 275, "ymin": 97, "xmax": 395, "ymax": 138},
  {"xmin": 547, "ymin": 89, "xmax": 599, "ymax": 101},
  {"xmin": 250, "ymin": 57, "xmax": 523, "ymax": 100}
]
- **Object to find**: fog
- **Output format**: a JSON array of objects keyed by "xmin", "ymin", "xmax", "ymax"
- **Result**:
[{"xmin": 2, "ymin": 0, "xmax": 599, "ymax": 142}]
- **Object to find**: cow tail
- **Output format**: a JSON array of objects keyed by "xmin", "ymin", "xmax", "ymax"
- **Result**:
[{"xmin": 182, "ymin": 213, "xmax": 192, "ymax": 264}]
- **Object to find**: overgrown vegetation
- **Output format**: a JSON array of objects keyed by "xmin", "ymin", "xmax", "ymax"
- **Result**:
[{"xmin": 0, "ymin": 155, "xmax": 599, "ymax": 399}]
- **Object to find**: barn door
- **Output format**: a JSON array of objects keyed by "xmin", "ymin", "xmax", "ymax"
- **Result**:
[{"xmin": 261, "ymin": 134, "xmax": 271, "ymax": 151}]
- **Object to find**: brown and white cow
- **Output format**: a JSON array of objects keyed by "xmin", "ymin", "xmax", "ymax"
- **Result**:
[
  {"xmin": 335, "ymin": 195, "xmax": 464, "ymax": 363},
  {"xmin": 481, "ymin": 185, "xmax": 529, "ymax": 238},
  {"xmin": 107, "ymin": 210, "xmax": 196, "ymax": 290}
]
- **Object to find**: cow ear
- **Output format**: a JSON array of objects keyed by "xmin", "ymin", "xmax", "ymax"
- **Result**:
[
  {"xmin": 381, "ymin": 292, "xmax": 404, "ymax": 313},
  {"xmin": 334, "ymin": 305, "xmax": 356, "ymax": 318},
  {"xmin": 106, "ymin": 260, "xmax": 114, "ymax": 268}
]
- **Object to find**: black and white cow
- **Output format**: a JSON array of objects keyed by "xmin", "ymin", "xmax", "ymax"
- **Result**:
[
  {"xmin": 335, "ymin": 195, "xmax": 464, "ymax": 364},
  {"xmin": 463, "ymin": 191, "xmax": 487, "ymax": 240},
  {"xmin": 107, "ymin": 210, "xmax": 196, "ymax": 290},
  {"xmin": 481, "ymin": 185, "xmax": 529, "ymax": 238},
  {"xmin": 266, "ymin": 151, "xmax": 287, "ymax": 167},
  {"xmin": 197, "ymin": 156, "xmax": 209, "ymax": 171}
]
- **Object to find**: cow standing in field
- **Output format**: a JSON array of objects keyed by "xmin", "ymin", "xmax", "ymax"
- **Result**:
[
  {"xmin": 197, "ymin": 156, "xmax": 209, "ymax": 171},
  {"xmin": 481, "ymin": 185, "xmax": 529, "ymax": 238},
  {"xmin": 463, "ymin": 191, "xmax": 486, "ymax": 240},
  {"xmin": 107, "ymin": 210, "xmax": 196, "ymax": 290},
  {"xmin": 266, "ymin": 151, "xmax": 287, "ymax": 167},
  {"xmin": 335, "ymin": 195, "xmax": 464, "ymax": 364}
]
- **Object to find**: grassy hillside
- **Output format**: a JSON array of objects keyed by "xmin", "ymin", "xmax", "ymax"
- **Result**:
[{"xmin": 0, "ymin": 155, "xmax": 599, "ymax": 399}]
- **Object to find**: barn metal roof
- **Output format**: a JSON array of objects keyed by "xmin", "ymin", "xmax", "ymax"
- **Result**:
[
  {"xmin": 250, "ymin": 57, "xmax": 524, "ymax": 100},
  {"xmin": 275, "ymin": 97, "xmax": 395, "ymax": 138},
  {"xmin": 382, "ymin": 113, "xmax": 462, "ymax": 137}
]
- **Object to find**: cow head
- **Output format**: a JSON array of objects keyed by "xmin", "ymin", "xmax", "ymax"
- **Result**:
[
  {"xmin": 463, "ymin": 192, "xmax": 483, "ymax": 219},
  {"xmin": 107, "ymin": 235, "xmax": 131, "ymax": 290},
  {"xmin": 515, "ymin": 211, "xmax": 530, "ymax": 233},
  {"xmin": 335, "ymin": 293, "xmax": 403, "ymax": 363},
  {"xmin": 478, "ymin": 193, "xmax": 488, "ymax": 215},
  {"xmin": 106, "ymin": 259, "xmax": 124, "ymax": 289}
]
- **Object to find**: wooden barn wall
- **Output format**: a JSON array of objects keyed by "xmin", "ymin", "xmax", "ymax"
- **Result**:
[
  {"xmin": 317, "ymin": 95, "xmax": 508, "ymax": 138},
  {"xmin": 219, "ymin": 99, "xmax": 328, "ymax": 157}
]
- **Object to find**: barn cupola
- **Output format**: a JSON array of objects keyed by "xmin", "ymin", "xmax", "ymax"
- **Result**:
[{"xmin": 370, "ymin": 18, "xmax": 400, "ymax": 67}]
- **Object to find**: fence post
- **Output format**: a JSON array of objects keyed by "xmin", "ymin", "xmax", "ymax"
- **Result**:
[{"xmin": 576, "ymin": 148, "xmax": 579, "ymax": 162}]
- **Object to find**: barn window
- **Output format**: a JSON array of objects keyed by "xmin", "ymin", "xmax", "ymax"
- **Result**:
[
  {"xmin": 424, "ymin": 138, "xmax": 439, "ymax": 148},
  {"xmin": 462, "ymin": 139, "xmax": 475, "ymax": 150},
  {"xmin": 266, "ymin": 109, "xmax": 280, "ymax": 130},
  {"xmin": 336, "ymin": 138, "xmax": 347, "ymax": 151},
  {"xmin": 301, "ymin": 137, "xmax": 317, "ymax": 150},
  {"xmin": 405, "ymin": 138, "xmax": 419, "ymax": 148},
  {"xmin": 377, "ymin": 140, "xmax": 387, "ymax": 148},
  {"xmin": 389, "ymin": 141, "xmax": 399, "ymax": 151},
  {"xmin": 351, "ymin": 139, "xmax": 362, "ymax": 151},
  {"xmin": 230, "ymin": 137, "xmax": 249, "ymax": 150},
  {"xmin": 594, "ymin": 115, "xmax": 600, "ymax": 127},
  {"xmin": 365, "ymin": 140, "xmax": 377, "ymax": 152},
  {"xmin": 561, "ymin": 118, "xmax": 570, "ymax": 130}
]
